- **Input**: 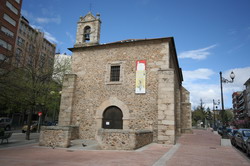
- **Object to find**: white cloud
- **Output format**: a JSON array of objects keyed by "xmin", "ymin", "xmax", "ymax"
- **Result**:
[
  {"xmin": 227, "ymin": 43, "xmax": 245, "ymax": 54},
  {"xmin": 21, "ymin": 9, "xmax": 34, "ymax": 19},
  {"xmin": 222, "ymin": 67, "xmax": 250, "ymax": 92},
  {"xmin": 183, "ymin": 68, "xmax": 214, "ymax": 82},
  {"xmin": 30, "ymin": 24, "xmax": 57, "ymax": 44},
  {"xmin": 44, "ymin": 31, "xmax": 58, "ymax": 43},
  {"xmin": 66, "ymin": 32, "xmax": 75, "ymax": 44},
  {"xmin": 30, "ymin": 24, "xmax": 43, "ymax": 31},
  {"xmin": 179, "ymin": 44, "xmax": 217, "ymax": 60},
  {"xmin": 35, "ymin": 16, "xmax": 61, "ymax": 24},
  {"xmin": 183, "ymin": 67, "xmax": 250, "ymax": 109},
  {"xmin": 22, "ymin": 9, "xmax": 61, "ymax": 25},
  {"xmin": 185, "ymin": 83, "xmax": 221, "ymax": 110}
]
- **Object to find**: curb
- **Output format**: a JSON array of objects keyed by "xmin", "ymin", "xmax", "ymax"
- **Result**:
[{"xmin": 152, "ymin": 143, "xmax": 181, "ymax": 166}]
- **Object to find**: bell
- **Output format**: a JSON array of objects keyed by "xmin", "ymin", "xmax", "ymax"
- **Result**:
[{"xmin": 85, "ymin": 34, "xmax": 90, "ymax": 40}]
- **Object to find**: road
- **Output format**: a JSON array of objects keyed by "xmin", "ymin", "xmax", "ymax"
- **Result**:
[{"xmin": 0, "ymin": 130, "xmax": 39, "ymax": 149}]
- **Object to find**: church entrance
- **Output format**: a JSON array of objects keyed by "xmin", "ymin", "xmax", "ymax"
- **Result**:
[{"xmin": 102, "ymin": 106, "xmax": 123, "ymax": 129}]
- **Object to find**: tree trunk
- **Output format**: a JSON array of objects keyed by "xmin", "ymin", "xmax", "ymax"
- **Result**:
[{"xmin": 25, "ymin": 107, "xmax": 33, "ymax": 140}]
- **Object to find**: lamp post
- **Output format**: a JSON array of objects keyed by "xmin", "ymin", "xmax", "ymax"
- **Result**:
[
  {"xmin": 213, "ymin": 99, "xmax": 220, "ymax": 130},
  {"xmin": 219, "ymin": 71, "xmax": 235, "ymax": 138}
]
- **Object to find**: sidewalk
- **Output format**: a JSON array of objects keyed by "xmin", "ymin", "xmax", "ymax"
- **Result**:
[
  {"xmin": 0, "ymin": 132, "xmax": 39, "ymax": 149},
  {"xmin": 0, "ymin": 129, "xmax": 249, "ymax": 166},
  {"xmin": 165, "ymin": 129, "xmax": 250, "ymax": 166}
]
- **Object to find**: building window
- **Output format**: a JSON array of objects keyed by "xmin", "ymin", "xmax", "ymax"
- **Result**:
[
  {"xmin": 27, "ymin": 56, "xmax": 33, "ymax": 66},
  {"xmin": 17, "ymin": 37, "xmax": 25, "ymax": 47},
  {"xmin": 106, "ymin": 62, "xmax": 123, "ymax": 84},
  {"xmin": 15, "ymin": 48, "xmax": 22, "ymax": 66},
  {"xmin": 16, "ymin": 48, "xmax": 22, "ymax": 57},
  {"xmin": 3, "ymin": 14, "xmax": 16, "ymax": 27},
  {"xmin": 0, "ymin": 39, "xmax": 12, "ymax": 51},
  {"xmin": 39, "ymin": 53, "xmax": 46, "ymax": 69},
  {"xmin": 28, "ymin": 44, "xmax": 34, "ymax": 53},
  {"xmin": 0, "ymin": 54, "xmax": 7, "ymax": 61},
  {"xmin": 110, "ymin": 66, "xmax": 120, "ymax": 82},
  {"xmin": 15, "ymin": 0, "xmax": 20, "ymax": 4},
  {"xmin": 1, "ymin": 26, "xmax": 14, "ymax": 38},
  {"xmin": 6, "ymin": 1, "xmax": 18, "ymax": 15}
]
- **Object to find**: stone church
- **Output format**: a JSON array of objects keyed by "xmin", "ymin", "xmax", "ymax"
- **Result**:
[{"xmin": 39, "ymin": 12, "xmax": 192, "ymax": 150}]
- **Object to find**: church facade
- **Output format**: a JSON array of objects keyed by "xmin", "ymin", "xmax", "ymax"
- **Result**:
[{"xmin": 39, "ymin": 12, "xmax": 192, "ymax": 149}]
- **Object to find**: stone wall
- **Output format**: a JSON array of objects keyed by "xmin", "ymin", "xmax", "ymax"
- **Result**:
[
  {"xmin": 157, "ymin": 69, "xmax": 176, "ymax": 144},
  {"xmin": 181, "ymin": 87, "xmax": 192, "ymax": 134},
  {"xmin": 96, "ymin": 129, "xmax": 153, "ymax": 150},
  {"xmin": 58, "ymin": 74, "xmax": 77, "ymax": 126},
  {"xmin": 71, "ymin": 39, "xmax": 173, "ymax": 141},
  {"xmin": 39, "ymin": 126, "xmax": 79, "ymax": 148}
]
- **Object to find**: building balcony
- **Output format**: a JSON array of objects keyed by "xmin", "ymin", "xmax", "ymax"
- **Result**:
[
  {"xmin": 238, "ymin": 113, "xmax": 247, "ymax": 119},
  {"xmin": 239, "ymin": 99, "xmax": 244, "ymax": 105},
  {"xmin": 238, "ymin": 106, "xmax": 245, "ymax": 112},
  {"xmin": 239, "ymin": 92, "xmax": 244, "ymax": 99}
]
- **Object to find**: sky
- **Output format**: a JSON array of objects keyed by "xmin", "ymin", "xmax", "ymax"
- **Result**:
[{"xmin": 21, "ymin": 0, "xmax": 250, "ymax": 110}]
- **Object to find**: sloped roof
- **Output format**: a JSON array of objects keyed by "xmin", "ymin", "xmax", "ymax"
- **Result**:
[{"xmin": 79, "ymin": 12, "xmax": 99, "ymax": 22}]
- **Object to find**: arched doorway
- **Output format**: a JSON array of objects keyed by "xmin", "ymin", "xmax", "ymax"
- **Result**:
[{"xmin": 102, "ymin": 106, "xmax": 123, "ymax": 129}]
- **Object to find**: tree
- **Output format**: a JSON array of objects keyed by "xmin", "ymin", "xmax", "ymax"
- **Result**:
[
  {"xmin": 219, "ymin": 109, "xmax": 234, "ymax": 126},
  {"xmin": 192, "ymin": 99, "xmax": 215, "ymax": 128},
  {"xmin": 205, "ymin": 107, "xmax": 213, "ymax": 127},
  {"xmin": 0, "ymin": 32, "xmax": 71, "ymax": 139},
  {"xmin": 52, "ymin": 53, "xmax": 72, "ymax": 85},
  {"xmin": 192, "ymin": 99, "xmax": 206, "ymax": 127},
  {"xmin": 1, "ymin": 31, "xmax": 73, "ymax": 139}
]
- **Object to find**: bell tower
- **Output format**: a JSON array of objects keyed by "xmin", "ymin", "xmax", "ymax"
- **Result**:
[{"xmin": 74, "ymin": 12, "xmax": 101, "ymax": 47}]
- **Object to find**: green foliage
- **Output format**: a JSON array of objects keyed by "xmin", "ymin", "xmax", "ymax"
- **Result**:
[
  {"xmin": 0, "ymin": 53, "xmax": 71, "ymax": 120},
  {"xmin": 219, "ymin": 109, "xmax": 234, "ymax": 125},
  {"xmin": 192, "ymin": 99, "xmax": 213, "ymax": 127},
  {"xmin": 0, "ymin": 61, "xmax": 63, "ymax": 121}
]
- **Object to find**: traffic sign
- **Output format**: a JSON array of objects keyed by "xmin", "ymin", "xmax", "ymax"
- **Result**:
[{"xmin": 38, "ymin": 112, "xmax": 42, "ymax": 116}]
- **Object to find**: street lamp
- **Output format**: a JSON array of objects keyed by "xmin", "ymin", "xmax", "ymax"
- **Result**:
[
  {"xmin": 213, "ymin": 99, "xmax": 220, "ymax": 130},
  {"xmin": 219, "ymin": 71, "xmax": 235, "ymax": 137}
]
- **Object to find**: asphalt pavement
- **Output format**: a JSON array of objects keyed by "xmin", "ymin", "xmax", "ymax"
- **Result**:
[{"xmin": 0, "ymin": 131, "xmax": 39, "ymax": 149}]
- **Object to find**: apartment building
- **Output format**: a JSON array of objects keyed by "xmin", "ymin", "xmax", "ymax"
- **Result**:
[
  {"xmin": 232, "ymin": 78, "xmax": 250, "ymax": 128},
  {"xmin": 14, "ymin": 16, "xmax": 56, "ymax": 70},
  {"xmin": 234, "ymin": 91, "xmax": 246, "ymax": 120},
  {"xmin": 0, "ymin": 0, "xmax": 22, "ymax": 67},
  {"xmin": 244, "ymin": 78, "xmax": 250, "ymax": 117}
]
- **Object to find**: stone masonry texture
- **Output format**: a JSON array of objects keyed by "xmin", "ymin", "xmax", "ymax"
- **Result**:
[{"xmin": 39, "ymin": 13, "xmax": 192, "ymax": 149}]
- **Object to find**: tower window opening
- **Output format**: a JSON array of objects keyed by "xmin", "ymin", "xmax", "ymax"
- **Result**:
[{"xmin": 84, "ymin": 26, "xmax": 91, "ymax": 42}]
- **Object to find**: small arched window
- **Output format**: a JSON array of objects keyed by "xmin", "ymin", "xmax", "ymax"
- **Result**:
[{"xmin": 84, "ymin": 26, "xmax": 91, "ymax": 42}]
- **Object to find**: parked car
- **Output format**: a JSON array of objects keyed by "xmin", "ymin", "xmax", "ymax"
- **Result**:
[
  {"xmin": 22, "ymin": 121, "xmax": 38, "ymax": 133},
  {"xmin": 227, "ymin": 129, "xmax": 238, "ymax": 146},
  {"xmin": 44, "ymin": 121, "xmax": 58, "ymax": 126},
  {"xmin": 234, "ymin": 129, "xmax": 250, "ymax": 152},
  {"xmin": 218, "ymin": 126, "xmax": 223, "ymax": 136},
  {"xmin": 246, "ymin": 138, "xmax": 250, "ymax": 156},
  {"xmin": 0, "ymin": 117, "xmax": 12, "ymax": 131}
]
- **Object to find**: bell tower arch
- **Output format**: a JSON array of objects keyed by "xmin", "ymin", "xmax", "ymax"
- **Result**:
[{"xmin": 75, "ymin": 12, "xmax": 101, "ymax": 47}]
